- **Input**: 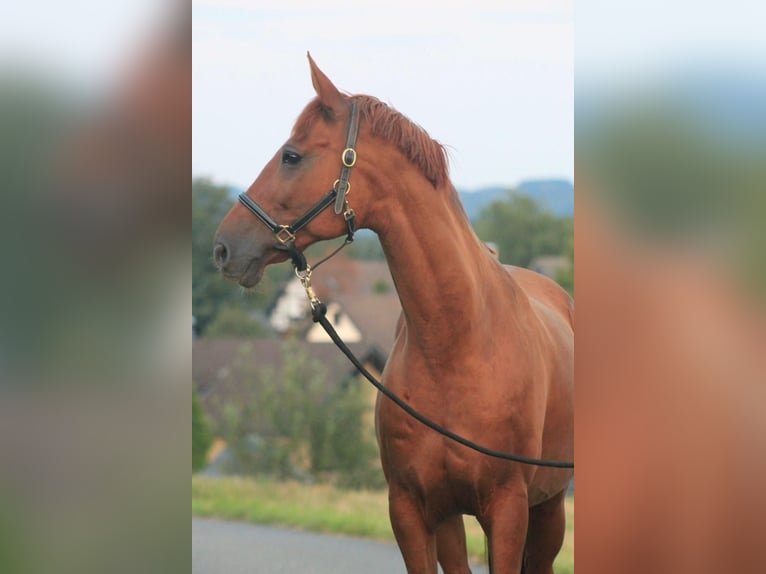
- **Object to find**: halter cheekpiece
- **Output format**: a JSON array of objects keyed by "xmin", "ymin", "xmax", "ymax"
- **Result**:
[{"xmin": 237, "ymin": 102, "xmax": 360, "ymax": 273}]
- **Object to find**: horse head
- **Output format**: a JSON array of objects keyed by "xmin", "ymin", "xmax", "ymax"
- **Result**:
[{"xmin": 213, "ymin": 54, "xmax": 376, "ymax": 287}]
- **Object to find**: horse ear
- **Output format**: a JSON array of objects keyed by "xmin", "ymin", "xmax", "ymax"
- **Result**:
[{"xmin": 307, "ymin": 52, "xmax": 344, "ymax": 112}]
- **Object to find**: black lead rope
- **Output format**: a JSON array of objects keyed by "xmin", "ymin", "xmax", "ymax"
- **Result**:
[{"xmin": 309, "ymin": 302, "xmax": 575, "ymax": 469}]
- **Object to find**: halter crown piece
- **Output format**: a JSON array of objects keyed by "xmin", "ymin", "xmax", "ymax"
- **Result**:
[{"xmin": 237, "ymin": 101, "xmax": 360, "ymax": 274}]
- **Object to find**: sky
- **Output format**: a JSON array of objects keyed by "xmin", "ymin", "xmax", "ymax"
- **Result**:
[
  {"xmin": 1, "ymin": 1, "xmax": 760, "ymax": 192},
  {"xmin": 0, "ymin": 1, "xmax": 162, "ymax": 88},
  {"xmin": 575, "ymin": 0, "xmax": 766, "ymax": 89},
  {"xmin": 192, "ymin": 0, "xmax": 574, "ymax": 191}
]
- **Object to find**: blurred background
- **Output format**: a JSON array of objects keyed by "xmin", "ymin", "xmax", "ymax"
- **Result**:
[
  {"xmin": 192, "ymin": 1, "xmax": 574, "ymax": 571},
  {"xmin": 576, "ymin": 1, "xmax": 766, "ymax": 573},
  {"xmin": 2, "ymin": 0, "xmax": 764, "ymax": 572},
  {"xmin": 0, "ymin": 1, "xmax": 189, "ymax": 573}
]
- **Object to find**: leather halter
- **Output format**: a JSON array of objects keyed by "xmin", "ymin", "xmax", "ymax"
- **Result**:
[{"xmin": 237, "ymin": 102, "xmax": 360, "ymax": 272}]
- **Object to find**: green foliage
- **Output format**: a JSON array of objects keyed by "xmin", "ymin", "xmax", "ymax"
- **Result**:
[
  {"xmin": 221, "ymin": 341, "xmax": 381, "ymax": 488},
  {"xmin": 579, "ymin": 99, "xmax": 766, "ymax": 299},
  {"xmin": 192, "ymin": 476, "xmax": 396, "ymax": 542},
  {"xmin": 318, "ymin": 381, "xmax": 384, "ymax": 489},
  {"xmin": 474, "ymin": 191, "xmax": 573, "ymax": 269},
  {"xmin": 371, "ymin": 279, "xmax": 390, "ymax": 294},
  {"xmin": 556, "ymin": 232, "xmax": 574, "ymax": 296},
  {"xmin": 192, "ymin": 476, "xmax": 574, "ymax": 571},
  {"xmin": 204, "ymin": 305, "xmax": 272, "ymax": 338},
  {"xmin": 346, "ymin": 234, "xmax": 385, "ymax": 260},
  {"xmin": 192, "ymin": 177, "xmax": 289, "ymax": 336},
  {"xmin": 192, "ymin": 178, "xmax": 241, "ymax": 334},
  {"xmin": 578, "ymin": 103, "xmax": 736, "ymax": 234},
  {"xmin": 192, "ymin": 390, "xmax": 212, "ymax": 472}
]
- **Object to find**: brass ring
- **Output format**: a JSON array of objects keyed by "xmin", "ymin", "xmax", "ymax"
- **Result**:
[
  {"xmin": 333, "ymin": 179, "xmax": 351, "ymax": 196},
  {"xmin": 341, "ymin": 147, "xmax": 357, "ymax": 167}
]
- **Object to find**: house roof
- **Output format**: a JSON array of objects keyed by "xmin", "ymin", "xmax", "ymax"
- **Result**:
[
  {"xmin": 268, "ymin": 250, "xmax": 401, "ymax": 354},
  {"xmin": 337, "ymin": 293, "xmax": 401, "ymax": 355},
  {"xmin": 302, "ymin": 293, "xmax": 401, "ymax": 355},
  {"xmin": 311, "ymin": 257, "xmax": 395, "ymax": 300},
  {"xmin": 277, "ymin": 244, "xmax": 394, "ymax": 299}
]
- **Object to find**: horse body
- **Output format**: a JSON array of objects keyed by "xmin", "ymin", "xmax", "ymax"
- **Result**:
[
  {"xmin": 373, "ymin": 176, "xmax": 573, "ymax": 573},
  {"xmin": 213, "ymin": 54, "xmax": 573, "ymax": 574}
]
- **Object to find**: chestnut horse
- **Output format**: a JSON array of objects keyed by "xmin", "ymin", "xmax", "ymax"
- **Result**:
[{"xmin": 214, "ymin": 55, "xmax": 573, "ymax": 574}]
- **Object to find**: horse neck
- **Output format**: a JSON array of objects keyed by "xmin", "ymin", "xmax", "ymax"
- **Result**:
[{"xmin": 367, "ymin": 172, "xmax": 518, "ymax": 358}]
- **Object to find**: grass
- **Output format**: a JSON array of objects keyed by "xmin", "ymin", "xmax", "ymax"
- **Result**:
[{"xmin": 192, "ymin": 475, "xmax": 573, "ymax": 573}]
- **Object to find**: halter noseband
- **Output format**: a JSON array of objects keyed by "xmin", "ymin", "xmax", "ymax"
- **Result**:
[{"xmin": 237, "ymin": 102, "xmax": 360, "ymax": 272}]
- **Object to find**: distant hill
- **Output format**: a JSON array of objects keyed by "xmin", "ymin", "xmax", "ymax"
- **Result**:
[
  {"xmin": 515, "ymin": 179, "xmax": 574, "ymax": 217},
  {"xmin": 458, "ymin": 179, "xmax": 574, "ymax": 220},
  {"xmin": 226, "ymin": 178, "xmax": 574, "ymax": 221},
  {"xmin": 455, "ymin": 186, "xmax": 508, "ymax": 221}
]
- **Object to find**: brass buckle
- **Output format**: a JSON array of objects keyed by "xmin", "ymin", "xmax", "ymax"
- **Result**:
[
  {"xmin": 341, "ymin": 147, "xmax": 357, "ymax": 167},
  {"xmin": 333, "ymin": 179, "xmax": 351, "ymax": 196},
  {"xmin": 275, "ymin": 225, "xmax": 295, "ymax": 245}
]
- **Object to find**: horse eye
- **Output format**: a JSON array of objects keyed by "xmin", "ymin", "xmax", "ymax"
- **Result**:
[{"xmin": 281, "ymin": 150, "xmax": 302, "ymax": 165}]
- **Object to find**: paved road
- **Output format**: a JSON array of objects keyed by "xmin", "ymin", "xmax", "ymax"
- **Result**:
[{"xmin": 193, "ymin": 518, "xmax": 489, "ymax": 574}]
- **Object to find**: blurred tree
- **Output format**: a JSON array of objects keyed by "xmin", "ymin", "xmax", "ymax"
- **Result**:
[
  {"xmin": 192, "ymin": 178, "xmax": 239, "ymax": 334},
  {"xmin": 474, "ymin": 191, "xmax": 573, "ymax": 270},
  {"xmin": 221, "ymin": 340, "xmax": 382, "ymax": 488},
  {"xmin": 192, "ymin": 390, "xmax": 212, "ymax": 472},
  {"xmin": 372, "ymin": 279, "xmax": 390, "ymax": 294},
  {"xmin": 204, "ymin": 305, "xmax": 272, "ymax": 338},
  {"xmin": 347, "ymin": 233, "xmax": 385, "ymax": 260},
  {"xmin": 192, "ymin": 177, "xmax": 288, "ymax": 335},
  {"xmin": 324, "ymin": 380, "xmax": 384, "ymax": 489},
  {"xmin": 556, "ymin": 232, "xmax": 574, "ymax": 296},
  {"xmin": 578, "ymin": 98, "xmax": 766, "ymax": 298}
]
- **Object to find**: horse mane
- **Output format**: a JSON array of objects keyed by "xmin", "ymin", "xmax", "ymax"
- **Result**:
[{"xmin": 293, "ymin": 95, "xmax": 449, "ymax": 188}]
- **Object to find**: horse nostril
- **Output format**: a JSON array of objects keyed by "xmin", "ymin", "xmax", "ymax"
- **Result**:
[{"xmin": 213, "ymin": 242, "xmax": 229, "ymax": 268}]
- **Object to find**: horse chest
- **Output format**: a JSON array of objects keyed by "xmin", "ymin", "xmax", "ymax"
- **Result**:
[
  {"xmin": 377, "ymin": 398, "xmax": 515, "ymax": 518},
  {"xmin": 379, "ymin": 338, "xmax": 554, "ymax": 496},
  {"xmin": 379, "ymin": 344, "xmax": 539, "ymax": 436},
  {"xmin": 376, "ymin": 365, "xmax": 526, "ymax": 494}
]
